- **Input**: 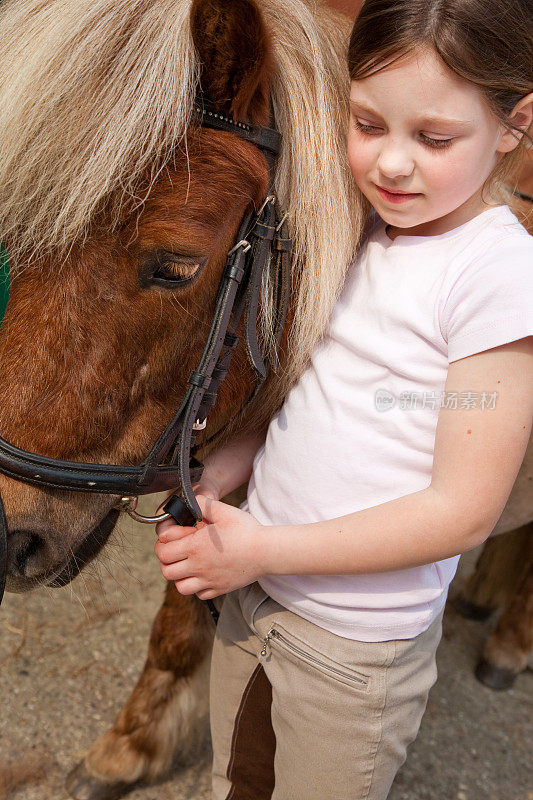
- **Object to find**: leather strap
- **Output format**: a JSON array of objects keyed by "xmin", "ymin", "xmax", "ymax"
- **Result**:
[
  {"xmin": 243, "ymin": 201, "xmax": 277, "ymax": 380},
  {"xmin": 182, "ymin": 201, "xmax": 291, "ymax": 457},
  {"xmin": 195, "ymin": 99, "xmax": 282, "ymax": 157},
  {"xmin": 0, "ymin": 492, "xmax": 6, "ymax": 605},
  {"xmin": 0, "ymin": 103, "xmax": 291, "ymax": 523}
]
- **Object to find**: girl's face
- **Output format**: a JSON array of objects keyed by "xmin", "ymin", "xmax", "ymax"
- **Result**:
[{"xmin": 347, "ymin": 46, "xmax": 509, "ymax": 236}]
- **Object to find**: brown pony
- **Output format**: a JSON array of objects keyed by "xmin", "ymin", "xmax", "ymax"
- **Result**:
[{"xmin": 0, "ymin": 0, "xmax": 360, "ymax": 797}]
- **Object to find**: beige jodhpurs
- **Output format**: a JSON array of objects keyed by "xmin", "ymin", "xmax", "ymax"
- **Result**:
[{"xmin": 210, "ymin": 583, "xmax": 443, "ymax": 800}]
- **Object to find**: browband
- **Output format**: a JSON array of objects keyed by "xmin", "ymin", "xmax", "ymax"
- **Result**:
[{"xmin": 195, "ymin": 98, "xmax": 282, "ymax": 156}]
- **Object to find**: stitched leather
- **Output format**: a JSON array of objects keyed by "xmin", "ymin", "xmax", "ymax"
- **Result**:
[{"xmin": 195, "ymin": 98, "xmax": 282, "ymax": 157}]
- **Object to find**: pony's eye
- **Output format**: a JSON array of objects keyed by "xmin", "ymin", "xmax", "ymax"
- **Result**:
[
  {"xmin": 141, "ymin": 252, "xmax": 207, "ymax": 288},
  {"xmin": 154, "ymin": 258, "xmax": 201, "ymax": 282}
]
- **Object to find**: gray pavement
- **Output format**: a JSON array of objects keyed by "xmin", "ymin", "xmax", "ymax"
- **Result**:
[{"xmin": 0, "ymin": 514, "xmax": 531, "ymax": 800}]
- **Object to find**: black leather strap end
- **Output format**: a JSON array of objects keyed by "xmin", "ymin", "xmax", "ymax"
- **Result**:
[
  {"xmin": 195, "ymin": 395, "xmax": 215, "ymax": 424},
  {"xmin": 163, "ymin": 494, "xmax": 198, "ymax": 527},
  {"xmin": 253, "ymin": 222, "xmax": 276, "ymax": 241},
  {"xmin": 224, "ymin": 333, "xmax": 239, "ymax": 348},
  {"xmin": 225, "ymin": 264, "xmax": 245, "ymax": 282},
  {"xmin": 274, "ymin": 237, "xmax": 292, "ymax": 252},
  {"xmin": 211, "ymin": 366, "xmax": 227, "ymax": 383},
  {"xmin": 188, "ymin": 370, "xmax": 212, "ymax": 390}
]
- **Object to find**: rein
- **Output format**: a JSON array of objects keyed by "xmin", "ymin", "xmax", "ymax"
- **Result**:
[{"xmin": 0, "ymin": 101, "xmax": 292, "ymax": 610}]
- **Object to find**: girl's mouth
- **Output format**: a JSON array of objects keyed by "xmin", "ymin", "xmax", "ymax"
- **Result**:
[{"xmin": 376, "ymin": 185, "xmax": 422, "ymax": 204}]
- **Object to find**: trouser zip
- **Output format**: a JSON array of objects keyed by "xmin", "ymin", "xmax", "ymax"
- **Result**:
[
  {"xmin": 260, "ymin": 628, "xmax": 275, "ymax": 657},
  {"xmin": 260, "ymin": 626, "xmax": 368, "ymax": 686}
]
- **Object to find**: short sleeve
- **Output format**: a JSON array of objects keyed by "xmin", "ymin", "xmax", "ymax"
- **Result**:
[{"xmin": 441, "ymin": 235, "xmax": 533, "ymax": 363}]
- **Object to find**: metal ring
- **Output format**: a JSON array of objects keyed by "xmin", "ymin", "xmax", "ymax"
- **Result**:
[{"xmin": 119, "ymin": 496, "xmax": 171, "ymax": 525}]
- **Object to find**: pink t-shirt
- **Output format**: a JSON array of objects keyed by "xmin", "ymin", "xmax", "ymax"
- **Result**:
[{"xmin": 245, "ymin": 205, "xmax": 533, "ymax": 641}]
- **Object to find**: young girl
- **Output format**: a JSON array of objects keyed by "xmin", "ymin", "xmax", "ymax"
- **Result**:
[{"xmin": 156, "ymin": 0, "xmax": 533, "ymax": 797}]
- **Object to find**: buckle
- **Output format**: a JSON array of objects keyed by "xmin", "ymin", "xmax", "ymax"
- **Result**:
[{"xmin": 228, "ymin": 239, "xmax": 251, "ymax": 256}]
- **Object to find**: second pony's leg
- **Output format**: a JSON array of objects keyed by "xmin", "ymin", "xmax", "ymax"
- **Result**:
[
  {"xmin": 66, "ymin": 583, "xmax": 215, "ymax": 800},
  {"xmin": 476, "ymin": 531, "xmax": 533, "ymax": 690},
  {"xmin": 454, "ymin": 525, "xmax": 532, "ymax": 619}
]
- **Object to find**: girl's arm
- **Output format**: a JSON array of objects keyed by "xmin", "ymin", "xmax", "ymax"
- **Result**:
[
  {"xmin": 156, "ymin": 338, "xmax": 532, "ymax": 597},
  {"xmin": 193, "ymin": 427, "xmax": 268, "ymax": 500},
  {"xmin": 262, "ymin": 337, "xmax": 533, "ymax": 576}
]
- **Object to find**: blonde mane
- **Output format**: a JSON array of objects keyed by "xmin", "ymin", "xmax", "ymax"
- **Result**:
[{"xmin": 0, "ymin": 0, "xmax": 365, "ymax": 429}]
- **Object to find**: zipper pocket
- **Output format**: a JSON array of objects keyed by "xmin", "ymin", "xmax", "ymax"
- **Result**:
[{"xmin": 260, "ymin": 627, "xmax": 368, "ymax": 687}]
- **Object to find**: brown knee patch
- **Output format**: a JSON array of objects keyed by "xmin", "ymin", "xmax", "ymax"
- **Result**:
[{"xmin": 226, "ymin": 664, "xmax": 275, "ymax": 800}]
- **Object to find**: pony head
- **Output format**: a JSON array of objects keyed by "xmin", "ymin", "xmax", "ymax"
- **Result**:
[{"xmin": 0, "ymin": 0, "xmax": 362, "ymax": 589}]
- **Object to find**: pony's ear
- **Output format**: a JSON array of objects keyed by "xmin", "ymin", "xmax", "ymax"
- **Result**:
[{"xmin": 190, "ymin": 0, "xmax": 273, "ymax": 125}]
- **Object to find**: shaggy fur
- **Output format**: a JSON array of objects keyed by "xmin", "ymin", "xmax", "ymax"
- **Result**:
[{"xmin": 0, "ymin": 0, "xmax": 362, "ymax": 391}]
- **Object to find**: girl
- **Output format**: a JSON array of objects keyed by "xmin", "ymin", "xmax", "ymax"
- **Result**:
[{"xmin": 156, "ymin": 1, "xmax": 533, "ymax": 797}]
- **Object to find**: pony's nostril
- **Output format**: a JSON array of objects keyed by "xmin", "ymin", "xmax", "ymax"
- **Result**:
[{"xmin": 8, "ymin": 530, "xmax": 43, "ymax": 576}]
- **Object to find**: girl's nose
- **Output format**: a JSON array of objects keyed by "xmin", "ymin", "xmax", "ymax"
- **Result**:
[{"xmin": 377, "ymin": 141, "xmax": 415, "ymax": 179}]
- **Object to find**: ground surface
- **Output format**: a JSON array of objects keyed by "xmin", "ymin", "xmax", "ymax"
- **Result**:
[{"xmin": 0, "ymin": 512, "xmax": 531, "ymax": 800}]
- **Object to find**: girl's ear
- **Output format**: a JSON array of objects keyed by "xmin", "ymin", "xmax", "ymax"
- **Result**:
[
  {"xmin": 190, "ymin": 0, "xmax": 273, "ymax": 125},
  {"xmin": 497, "ymin": 93, "xmax": 533, "ymax": 154}
]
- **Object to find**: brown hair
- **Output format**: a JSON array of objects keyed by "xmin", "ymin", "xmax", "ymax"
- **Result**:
[{"xmin": 348, "ymin": 0, "xmax": 533, "ymax": 195}]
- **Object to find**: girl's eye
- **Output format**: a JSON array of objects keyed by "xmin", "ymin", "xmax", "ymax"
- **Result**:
[
  {"xmin": 420, "ymin": 134, "xmax": 454, "ymax": 149},
  {"xmin": 353, "ymin": 119, "xmax": 383, "ymax": 135}
]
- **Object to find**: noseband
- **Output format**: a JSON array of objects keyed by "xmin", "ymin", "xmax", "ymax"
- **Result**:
[{"xmin": 0, "ymin": 100, "xmax": 292, "ymax": 606}]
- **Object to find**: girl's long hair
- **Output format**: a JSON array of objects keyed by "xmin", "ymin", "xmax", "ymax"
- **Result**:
[{"xmin": 348, "ymin": 0, "xmax": 533, "ymax": 197}]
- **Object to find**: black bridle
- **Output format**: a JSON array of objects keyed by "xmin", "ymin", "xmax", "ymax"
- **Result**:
[{"xmin": 0, "ymin": 101, "xmax": 292, "ymax": 610}]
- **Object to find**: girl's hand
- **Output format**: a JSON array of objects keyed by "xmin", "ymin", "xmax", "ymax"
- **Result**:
[{"xmin": 155, "ymin": 495, "xmax": 268, "ymax": 599}]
